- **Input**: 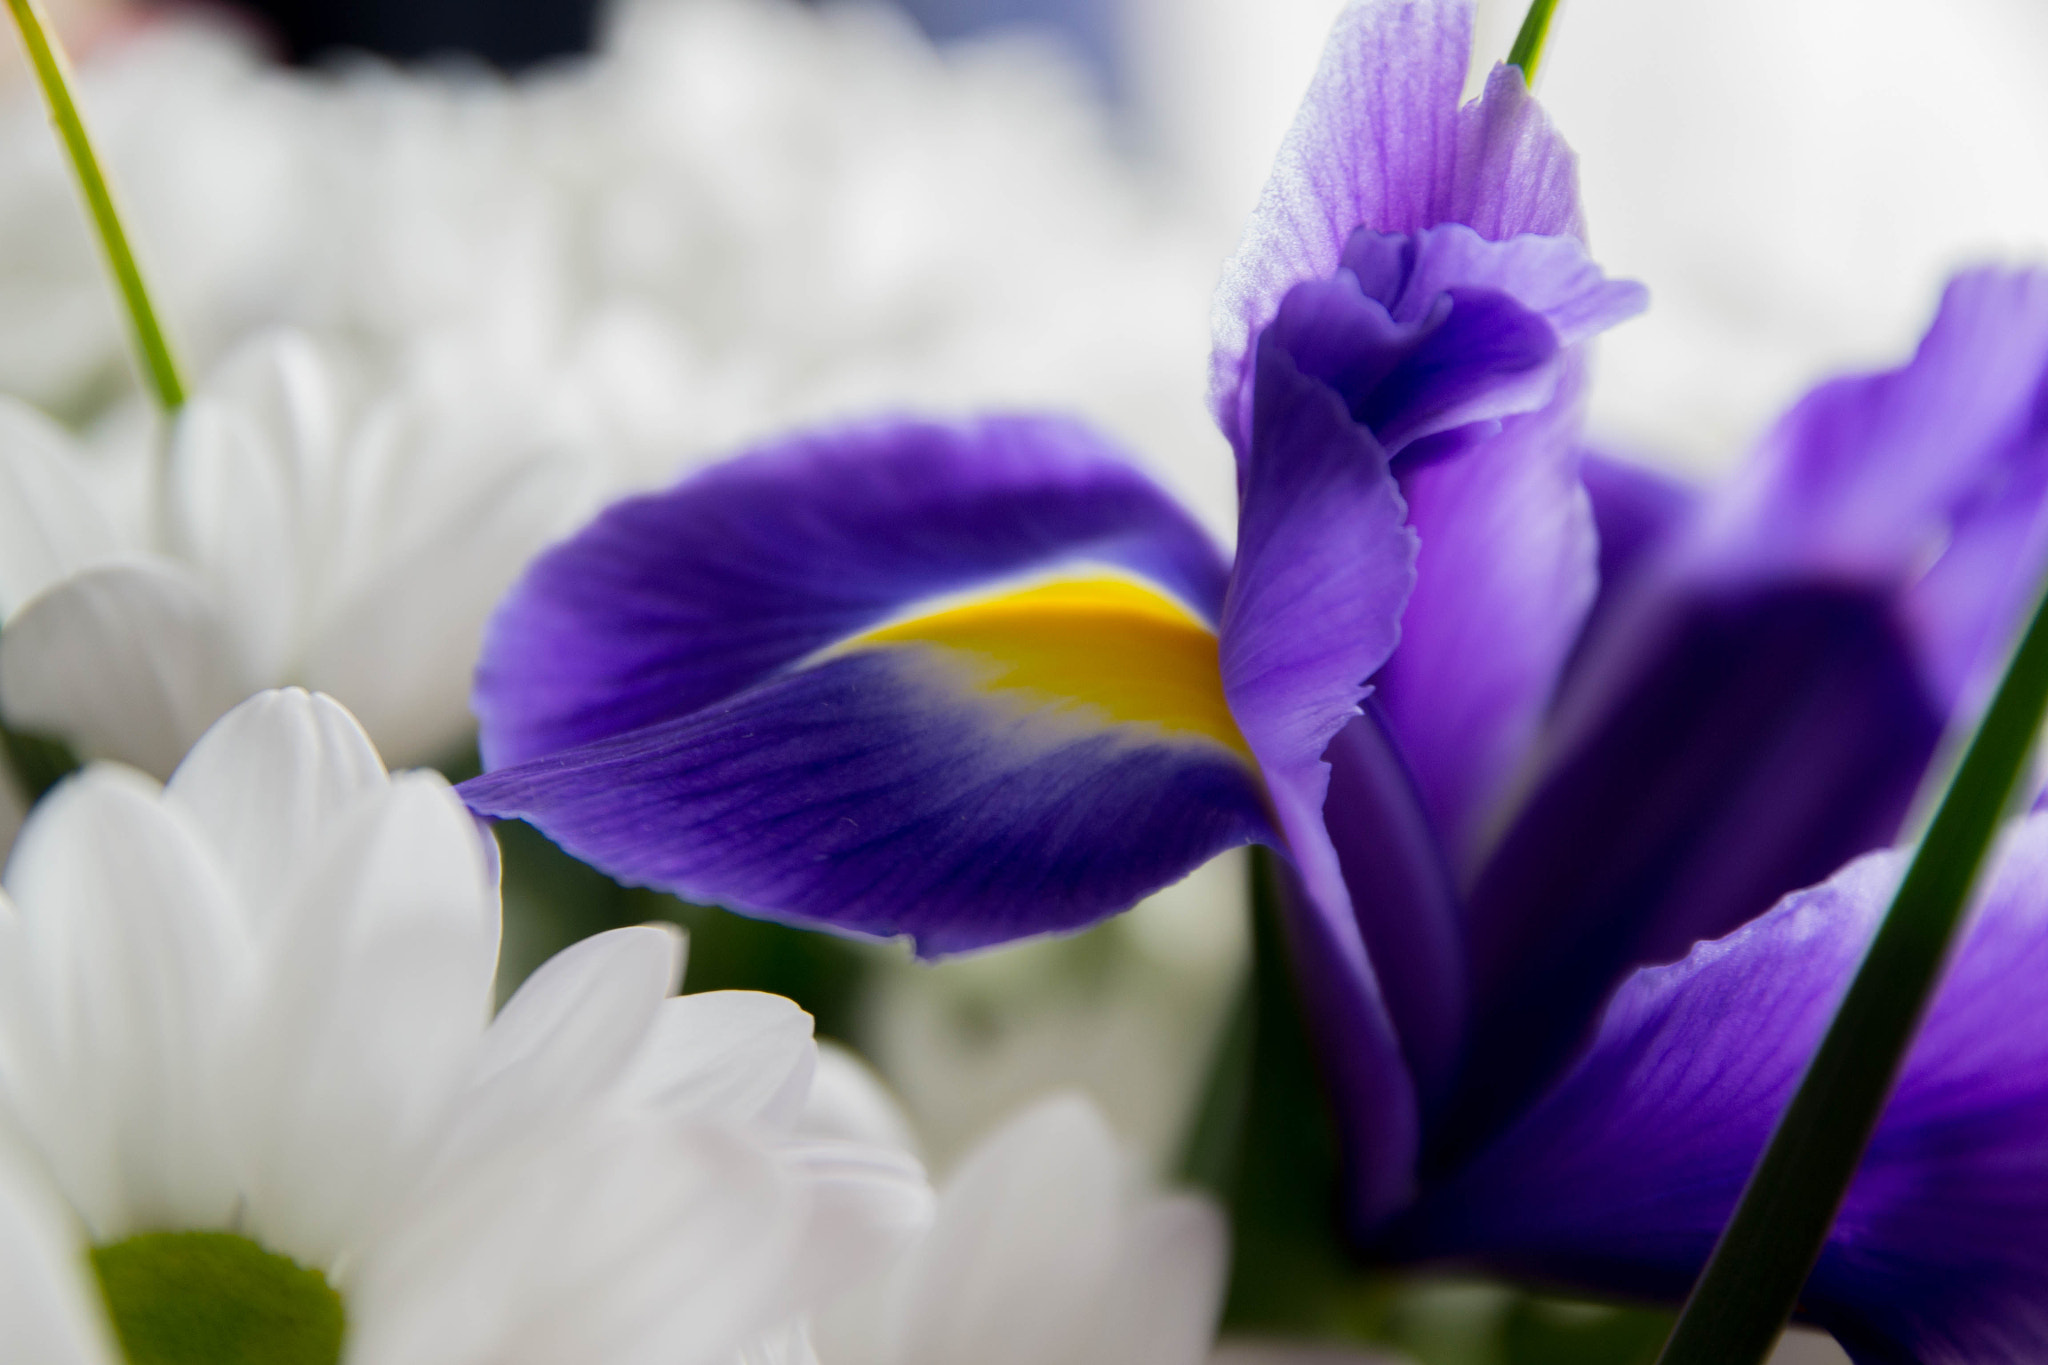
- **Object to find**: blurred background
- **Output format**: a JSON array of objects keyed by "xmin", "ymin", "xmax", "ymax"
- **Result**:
[{"xmin": 1, "ymin": 1, "xmax": 2044, "ymax": 1361}]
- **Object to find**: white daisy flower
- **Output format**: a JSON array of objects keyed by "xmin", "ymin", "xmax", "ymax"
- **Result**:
[
  {"xmin": 0, "ymin": 687, "xmax": 931, "ymax": 1363},
  {"xmin": 0, "ymin": 330, "xmax": 595, "ymax": 777},
  {"xmin": 779, "ymin": 1072, "xmax": 1226, "ymax": 1365}
]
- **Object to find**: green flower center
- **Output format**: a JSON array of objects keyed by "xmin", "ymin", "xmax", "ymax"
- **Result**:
[{"xmin": 91, "ymin": 1231, "xmax": 345, "ymax": 1365}]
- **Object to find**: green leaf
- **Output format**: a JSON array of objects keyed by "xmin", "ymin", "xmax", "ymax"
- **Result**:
[{"xmin": 1658, "ymin": 576, "xmax": 2048, "ymax": 1364}]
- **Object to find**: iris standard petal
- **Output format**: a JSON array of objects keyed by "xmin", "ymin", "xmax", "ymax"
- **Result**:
[
  {"xmin": 466, "ymin": 415, "xmax": 1267, "ymax": 954},
  {"xmin": 1369, "ymin": 367, "xmax": 1600, "ymax": 870},
  {"xmin": 1210, "ymin": 0, "xmax": 1600, "ymax": 450},
  {"xmin": 1264, "ymin": 270, "xmax": 1561, "ymax": 465},
  {"xmin": 1221, "ymin": 337, "xmax": 1420, "ymax": 1225},
  {"xmin": 1405, "ymin": 816, "xmax": 2048, "ymax": 1365},
  {"xmin": 1209, "ymin": 0, "xmax": 1470, "ymax": 444},
  {"xmin": 1440, "ymin": 581, "xmax": 1941, "ymax": 1164}
]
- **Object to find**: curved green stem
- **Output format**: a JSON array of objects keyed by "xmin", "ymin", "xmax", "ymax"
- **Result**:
[
  {"xmin": 1657, "ymin": 573, "xmax": 2048, "ymax": 1365},
  {"xmin": 4, "ymin": 0, "xmax": 185, "ymax": 410},
  {"xmin": 1507, "ymin": 0, "xmax": 1561, "ymax": 84}
]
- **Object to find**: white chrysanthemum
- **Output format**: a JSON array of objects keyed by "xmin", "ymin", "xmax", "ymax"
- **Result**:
[
  {"xmin": 0, "ymin": 0, "xmax": 1232, "ymax": 529},
  {"xmin": 762, "ymin": 1071, "xmax": 1226, "ymax": 1365},
  {"xmin": 0, "ymin": 688, "xmax": 930, "ymax": 1363},
  {"xmin": 860, "ymin": 852, "xmax": 1247, "ymax": 1175},
  {"xmin": 0, "ymin": 330, "xmax": 594, "ymax": 776}
]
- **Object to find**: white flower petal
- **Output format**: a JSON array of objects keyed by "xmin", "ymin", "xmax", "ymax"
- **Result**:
[
  {"xmin": 349, "ymin": 1118, "xmax": 806, "ymax": 1365},
  {"xmin": 617, "ymin": 990, "xmax": 817, "ymax": 1128},
  {"xmin": 2, "ymin": 767, "xmax": 249, "ymax": 1238},
  {"xmin": 166, "ymin": 334, "xmax": 342, "ymax": 684},
  {"xmin": 1083, "ymin": 1194, "xmax": 1227, "ymax": 1365},
  {"xmin": 0, "ymin": 399, "xmax": 121, "ymax": 619},
  {"xmin": 231, "ymin": 771, "xmax": 498, "ymax": 1266},
  {"xmin": 165, "ymin": 688, "xmax": 389, "ymax": 932},
  {"xmin": 442, "ymin": 924, "xmax": 682, "ymax": 1163},
  {"xmin": 0, "ymin": 1132, "xmax": 120, "ymax": 1365},
  {"xmin": 801, "ymin": 1043, "xmax": 921, "ymax": 1158},
  {"xmin": 886, "ymin": 1094, "xmax": 1126, "ymax": 1365},
  {"xmin": 0, "ymin": 563, "xmax": 252, "ymax": 779},
  {"xmin": 300, "ymin": 445, "xmax": 591, "ymax": 767},
  {"xmin": 773, "ymin": 1138, "xmax": 932, "ymax": 1314},
  {"xmin": 738, "ymin": 1321, "xmax": 823, "ymax": 1365}
]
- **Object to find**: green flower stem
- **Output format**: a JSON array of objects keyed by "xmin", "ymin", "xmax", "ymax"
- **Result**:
[
  {"xmin": 1506, "ymin": 0, "xmax": 1560, "ymax": 84},
  {"xmin": 3, "ymin": 0, "xmax": 185, "ymax": 410},
  {"xmin": 1657, "ymin": 574, "xmax": 2048, "ymax": 1365}
]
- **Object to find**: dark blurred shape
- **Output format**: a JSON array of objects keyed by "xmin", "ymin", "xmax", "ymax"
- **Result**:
[
  {"xmin": 227, "ymin": 0, "xmax": 602, "ymax": 68},
  {"xmin": 223, "ymin": 0, "xmax": 1120, "ymax": 92}
]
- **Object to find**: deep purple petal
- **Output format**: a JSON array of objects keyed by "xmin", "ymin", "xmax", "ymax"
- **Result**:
[
  {"xmin": 1580, "ymin": 452, "xmax": 1698, "ymax": 613},
  {"xmin": 1435, "ymin": 582, "xmax": 1942, "ymax": 1166},
  {"xmin": 1323, "ymin": 705, "xmax": 1464, "ymax": 1115},
  {"xmin": 1700, "ymin": 268, "xmax": 2048, "ymax": 711},
  {"xmin": 1222, "ymin": 336, "xmax": 1422, "ymax": 1226},
  {"xmin": 472, "ymin": 414, "xmax": 1231, "ymax": 770},
  {"xmin": 1264, "ymin": 273, "xmax": 1562, "ymax": 464},
  {"xmin": 463, "ymin": 649, "xmax": 1273, "ymax": 955},
  {"xmin": 1564, "ymin": 450, "xmax": 1700, "ymax": 690},
  {"xmin": 1405, "ymin": 816, "xmax": 2048, "ymax": 1365},
  {"xmin": 1368, "ymin": 366, "xmax": 1600, "ymax": 868}
]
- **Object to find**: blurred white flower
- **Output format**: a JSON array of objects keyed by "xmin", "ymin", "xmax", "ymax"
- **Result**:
[
  {"xmin": 0, "ymin": 687, "xmax": 930, "ymax": 1363},
  {"xmin": 859, "ymin": 850, "xmax": 1248, "ymax": 1175},
  {"xmin": 791, "ymin": 1080, "xmax": 1226, "ymax": 1365},
  {"xmin": 0, "ymin": 330, "xmax": 593, "ymax": 775},
  {"xmin": 0, "ymin": 0, "xmax": 1234, "ymax": 529}
]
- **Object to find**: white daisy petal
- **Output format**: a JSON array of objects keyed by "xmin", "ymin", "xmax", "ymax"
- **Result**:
[
  {"xmin": 618, "ymin": 991, "xmax": 819, "ymax": 1129},
  {"xmin": 444, "ymin": 924, "xmax": 684, "ymax": 1162},
  {"xmin": 164, "ymin": 687, "xmax": 389, "ymax": 928},
  {"xmin": 349, "ymin": 1119, "xmax": 804, "ymax": 1365},
  {"xmin": 0, "ymin": 1131, "xmax": 119, "ymax": 1365},
  {"xmin": 800, "ymin": 1043, "xmax": 922, "ymax": 1159},
  {"xmin": 299, "ymin": 449, "xmax": 591, "ymax": 768},
  {"xmin": 888, "ymin": 1095, "xmax": 1125, "ymax": 1365},
  {"xmin": 0, "ymin": 399, "xmax": 120, "ymax": 619},
  {"xmin": 773, "ymin": 1139, "xmax": 933, "ymax": 1315},
  {"xmin": 1085, "ymin": 1194, "xmax": 1227, "ymax": 1365},
  {"xmin": 0, "ymin": 562, "xmax": 251, "ymax": 780},
  {"xmin": 232, "ymin": 771, "xmax": 498, "ymax": 1265},
  {"xmin": 2, "ymin": 767, "xmax": 249, "ymax": 1239}
]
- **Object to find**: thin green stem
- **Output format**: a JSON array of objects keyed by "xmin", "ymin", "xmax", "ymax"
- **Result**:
[
  {"xmin": 1657, "ymin": 573, "xmax": 2048, "ymax": 1365},
  {"xmin": 4, "ymin": 0, "xmax": 185, "ymax": 410},
  {"xmin": 1506, "ymin": 0, "xmax": 1561, "ymax": 84}
]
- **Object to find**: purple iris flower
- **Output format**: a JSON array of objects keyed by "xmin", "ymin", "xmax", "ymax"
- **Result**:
[{"xmin": 459, "ymin": 0, "xmax": 2048, "ymax": 1355}]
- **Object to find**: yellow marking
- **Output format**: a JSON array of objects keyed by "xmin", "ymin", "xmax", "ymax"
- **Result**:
[{"xmin": 841, "ymin": 577, "xmax": 1253, "ymax": 760}]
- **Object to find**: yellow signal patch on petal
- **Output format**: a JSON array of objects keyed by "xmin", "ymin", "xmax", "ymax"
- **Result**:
[{"xmin": 840, "ymin": 576, "xmax": 1254, "ymax": 761}]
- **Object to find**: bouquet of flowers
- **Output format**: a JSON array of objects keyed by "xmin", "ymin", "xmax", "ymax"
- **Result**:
[{"xmin": 2, "ymin": 0, "xmax": 2046, "ymax": 1361}]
